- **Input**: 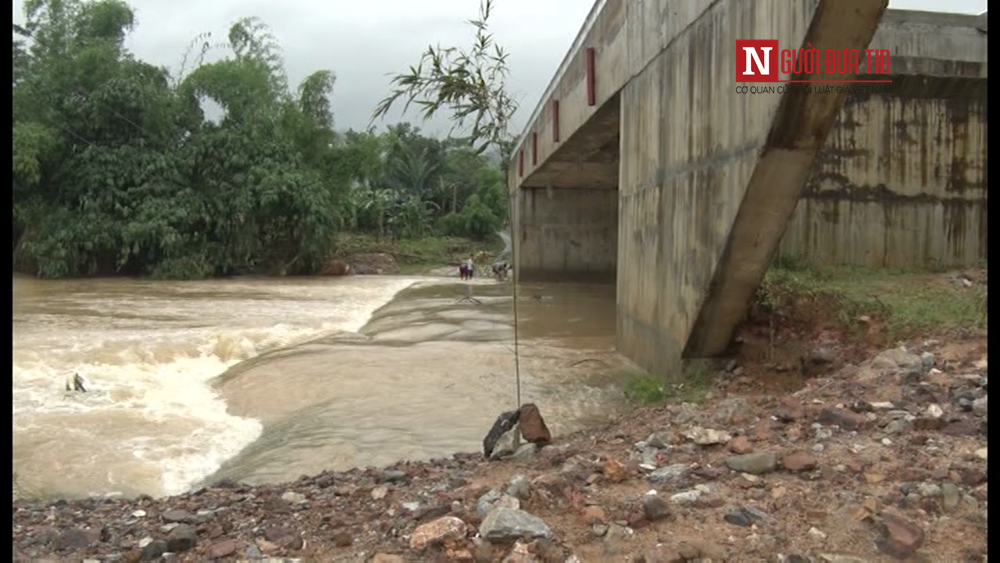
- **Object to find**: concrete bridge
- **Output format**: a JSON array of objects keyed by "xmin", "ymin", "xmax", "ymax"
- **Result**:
[{"xmin": 508, "ymin": 0, "xmax": 988, "ymax": 376}]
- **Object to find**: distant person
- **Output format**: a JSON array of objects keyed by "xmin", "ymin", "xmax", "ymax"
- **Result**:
[
  {"xmin": 458, "ymin": 261, "xmax": 468, "ymax": 280},
  {"xmin": 464, "ymin": 254, "xmax": 475, "ymax": 280},
  {"xmin": 65, "ymin": 372, "xmax": 86, "ymax": 393},
  {"xmin": 492, "ymin": 261, "xmax": 510, "ymax": 282}
]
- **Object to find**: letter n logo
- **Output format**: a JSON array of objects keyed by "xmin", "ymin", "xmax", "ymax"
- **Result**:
[{"xmin": 735, "ymin": 40, "xmax": 779, "ymax": 82}]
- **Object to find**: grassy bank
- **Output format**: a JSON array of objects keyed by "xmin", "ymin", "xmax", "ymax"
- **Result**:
[
  {"xmin": 620, "ymin": 260, "xmax": 987, "ymax": 405},
  {"xmin": 759, "ymin": 258, "xmax": 987, "ymax": 339},
  {"xmin": 332, "ymin": 233, "xmax": 507, "ymax": 275}
]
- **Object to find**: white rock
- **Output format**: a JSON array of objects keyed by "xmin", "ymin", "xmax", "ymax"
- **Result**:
[
  {"xmin": 138, "ymin": 537, "xmax": 153, "ymax": 548},
  {"xmin": 669, "ymin": 490, "xmax": 702, "ymax": 504},
  {"xmin": 281, "ymin": 491, "xmax": 307, "ymax": 504},
  {"xmin": 684, "ymin": 427, "xmax": 732, "ymax": 445},
  {"xmin": 371, "ymin": 485, "xmax": 388, "ymax": 500},
  {"xmin": 131, "ymin": 510, "xmax": 147, "ymax": 518},
  {"xmin": 976, "ymin": 448, "xmax": 988, "ymax": 461},
  {"xmin": 808, "ymin": 527, "xmax": 828, "ymax": 541},
  {"xmin": 881, "ymin": 438, "xmax": 893, "ymax": 446},
  {"xmin": 870, "ymin": 402, "xmax": 895, "ymax": 410},
  {"xmin": 927, "ymin": 404, "xmax": 944, "ymax": 419}
]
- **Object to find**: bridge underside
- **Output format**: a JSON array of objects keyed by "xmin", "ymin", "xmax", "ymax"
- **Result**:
[{"xmin": 512, "ymin": 0, "xmax": 986, "ymax": 377}]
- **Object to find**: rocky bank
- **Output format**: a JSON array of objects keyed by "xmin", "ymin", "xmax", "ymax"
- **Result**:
[{"xmin": 13, "ymin": 336, "xmax": 988, "ymax": 563}]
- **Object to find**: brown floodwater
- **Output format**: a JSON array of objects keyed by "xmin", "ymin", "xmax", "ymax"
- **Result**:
[{"xmin": 12, "ymin": 274, "xmax": 635, "ymax": 500}]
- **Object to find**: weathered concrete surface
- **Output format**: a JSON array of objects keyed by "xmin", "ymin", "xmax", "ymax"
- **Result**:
[
  {"xmin": 517, "ymin": 187, "xmax": 617, "ymax": 283},
  {"xmin": 779, "ymin": 11, "xmax": 989, "ymax": 268},
  {"xmin": 612, "ymin": 0, "xmax": 887, "ymax": 372}
]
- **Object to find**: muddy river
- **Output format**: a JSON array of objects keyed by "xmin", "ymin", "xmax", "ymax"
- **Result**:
[{"xmin": 12, "ymin": 274, "xmax": 635, "ymax": 499}]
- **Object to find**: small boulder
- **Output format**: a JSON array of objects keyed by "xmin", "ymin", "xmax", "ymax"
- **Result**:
[
  {"xmin": 479, "ymin": 508, "xmax": 552, "ymax": 542},
  {"xmin": 166, "ymin": 524, "xmax": 197, "ymax": 553},
  {"xmin": 410, "ymin": 516, "xmax": 467, "ymax": 550},
  {"xmin": 818, "ymin": 408, "xmax": 868, "ymax": 431},
  {"xmin": 782, "ymin": 451, "xmax": 818, "ymax": 472},
  {"xmin": 484, "ymin": 410, "xmax": 521, "ymax": 459},
  {"xmin": 642, "ymin": 493, "xmax": 670, "ymax": 521},
  {"xmin": 207, "ymin": 539, "xmax": 241, "ymax": 559},
  {"xmin": 519, "ymin": 403, "xmax": 552, "ymax": 444},
  {"xmin": 726, "ymin": 452, "xmax": 777, "ymax": 475},
  {"xmin": 875, "ymin": 514, "xmax": 925, "ymax": 559}
]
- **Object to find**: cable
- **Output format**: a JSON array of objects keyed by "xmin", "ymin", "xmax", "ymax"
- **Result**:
[{"xmin": 505, "ymin": 191, "xmax": 522, "ymax": 408}]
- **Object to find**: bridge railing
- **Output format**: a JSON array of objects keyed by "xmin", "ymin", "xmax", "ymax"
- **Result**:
[{"xmin": 511, "ymin": 0, "xmax": 607, "ymax": 159}]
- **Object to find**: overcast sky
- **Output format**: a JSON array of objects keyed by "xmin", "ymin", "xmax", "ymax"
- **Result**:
[{"xmin": 12, "ymin": 0, "xmax": 987, "ymax": 138}]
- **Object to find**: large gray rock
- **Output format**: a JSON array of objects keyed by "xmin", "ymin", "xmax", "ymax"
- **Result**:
[
  {"xmin": 647, "ymin": 463, "xmax": 695, "ymax": 487},
  {"xmin": 476, "ymin": 489, "xmax": 520, "ymax": 518},
  {"xmin": 725, "ymin": 452, "xmax": 777, "ymax": 475},
  {"xmin": 479, "ymin": 507, "xmax": 552, "ymax": 542}
]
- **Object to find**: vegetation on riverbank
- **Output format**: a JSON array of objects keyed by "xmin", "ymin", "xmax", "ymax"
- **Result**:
[
  {"xmin": 12, "ymin": 0, "xmax": 509, "ymax": 280},
  {"xmin": 332, "ymin": 233, "xmax": 506, "ymax": 275},
  {"xmin": 759, "ymin": 258, "xmax": 988, "ymax": 339},
  {"xmin": 623, "ymin": 261, "xmax": 987, "ymax": 406}
]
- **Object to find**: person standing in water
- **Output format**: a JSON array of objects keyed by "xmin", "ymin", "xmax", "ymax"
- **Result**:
[{"xmin": 464, "ymin": 254, "xmax": 475, "ymax": 280}]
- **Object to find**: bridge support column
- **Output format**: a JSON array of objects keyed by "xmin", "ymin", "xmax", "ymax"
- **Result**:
[
  {"xmin": 515, "ymin": 187, "xmax": 617, "ymax": 283},
  {"xmin": 616, "ymin": 0, "xmax": 887, "ymax": 376}
]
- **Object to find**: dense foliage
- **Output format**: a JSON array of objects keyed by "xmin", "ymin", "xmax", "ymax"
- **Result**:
[{"xmin": 11, "ymin": 0, "xmax": 508, "ymax": 279}]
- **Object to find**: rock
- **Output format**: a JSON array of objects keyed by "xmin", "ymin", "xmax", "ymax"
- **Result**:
[
  {"xmin": 371, "ymin": 485, "xmax": 388, "ymax": 500},
  {"xmin": 263, "ymin": 528, "xmax": 295, "ymax": 542},
  {"xmin": 926, "ymin": 404, "xmax": 944, "ymax": 419},
  {"xmin": 518, "ymin": 403, "xmax": 552, "ymax": 444},
  {"xmin": 280, "ymin": 491, "xmax": 306, "ymax": 504},
  {"xmin": 643, "ymin": 545, "xmax": 686, "ymax": 563},
  {"xmin": 809, "ymin": 346, "xmax": 838, "ymax": 365},
  {"xmin": 642, "ymin": 493, "xmax": 670, "ymax": 521},
  {"xmin": 161, "ymin": 509, "xmax": 193, "ymax": 523},
  {"xmin": 776, "ymin": 397, "xmax": 804, "ymax": 422},
  {"xmin": 669, "ymin": 490, "xmax": 702, "ymax": 505},
  {"xmin": 647, "ymin": 463, "xmax": 694, "ymax": 486},
  {"xmin": 782, "ymin": 451, "xmax": 818, "ymax": 472},
  {"xmin": 410, "ymin": 516, "xmax": 467, "ymax": 550},
  {"xmin": 59, "ymin": 528, "xmax": 99, "ymax": 549},
  {"xmin": 818, "ymin": 555, "xmax": 868, "ymax": 563},
  {"xmin": 479, "ymin": 508, "xmax": 552, "ymax": 542},
  {"xmin": 490, "ymin": 425, "xmax": 521, "ymax": 460},
  {"xmin": 506, "ymin": 475, "xmax": 531, "ymax": 500},
  {"xmin": 685, "ymin": 427, "xmax": 732, "ymax": 445},
  {"xmin": 808, "ymin": 527, "xmax": 828, "ymax": 541},
  {"xmin": 510, "ymin": 443, "xmax": 537, "ymax": 463},
  {"xmin": 166, "ymin": 525, "xmax": 197, "ymax": 553},
  {"xmin": 875, "ymin": 514, "xmax": 925, "ymax": 559},
  {"xmin": 726, "ymin": 452, "xmax": 777, "ymax": 475},
  {"xmin": 973, "ymin": 396, "xmax": 988, "ymax": 416},
  {"xmin": 917, "ymin": 483, "xmax": 941, "ymax": 497},
  {"xmin": 484, "ymin": 410, "xmax": 521, "ymax": 458},
  {"xmin": 477, "ymin": 490, "xmax": 521, "ymax": 517},
  {"xmin": 207, "ymin": 539, "xmax": 240, "ymax": 559},
  {"xmin": 244, "ymin": 545, "xmax": 263, "ymax": 559},
  {"xmin": 331, "ymin": 530, "xmax": 352, "ymax": 547},
  {"xmin": 140, "ymin": 540, "xmax": 168, "ymax": 561},
  {"xmin": 582, "ymin": 505, "xmax": 606, "ymax": 525},
  {"xmin": 872, "ymin": 348, "xmax": 923, "ymax": 375},
  {"xmin": 646, "ymin": 432, "xmax": 671, "ymax": 449},
  {"xmin": 818, "ymin": 408, "xmax": 867, "ymax": 431},
  {"xmin": 729, "ymin": 436, "xmax": 753, "ymax": 454},
  {"xmin": 503, "ymin": 540, "xmax": 535, "ymax": 563},
  {"xmin": 371, "ymin": 555, "xmax": 405, "ymax": 563},
  {"xmin": 724, "ymin": 507, "xmax": 764, "ymax": 527},
  {"xmin": 381, "ymin": 470, "xmax": 408, "ymax": 483},
  {"xmin": 942, "ymin": 483, "xmax": 960, "ymax": 510},
  {"xmin": 602, "ymin": 458, "xmax": 628, "ymax": 483},
  {"xmin": 885, "ymin": 419, "xmax": 909, "ymax": 435}
]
